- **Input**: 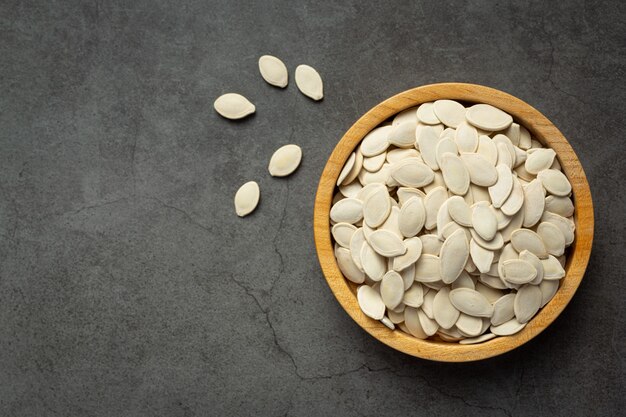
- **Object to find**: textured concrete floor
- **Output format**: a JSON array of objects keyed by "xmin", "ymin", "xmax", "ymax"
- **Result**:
[{"xmin": 0, "ymin": 0, "xmax": 624, "ymax": 416}]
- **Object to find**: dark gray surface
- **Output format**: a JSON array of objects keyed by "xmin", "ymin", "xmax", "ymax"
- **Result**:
[{"xmin": 1, "ymin": 0, "xmax": 624, "ymax": 415}]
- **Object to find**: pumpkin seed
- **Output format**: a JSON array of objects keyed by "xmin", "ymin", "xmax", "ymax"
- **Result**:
[
  {"xmin": 330, "ymin": 197, "xmax": 363, "ymax": 224},
  {"xmin": 234, "ymin": 181, "xmax": 260, "ymax": 217},
  {"xmin": 357, "ymin": 285, "xmax": 385, "ymax": 320},
  {"xmin": 433, "ymin": 287, "xmax": 460, "ymax": 329},
  {"xmin": 459, "ymin": 333, "xmax": 496, "ymax": 344},
  {"xmin": 519, "ymin": 250, "xmax": 544, "ymax": 285},
  {"xmin": 339, "ymin": 180, "xmax": 362, "ymax": 198},
  {"xmin": 349, "ymin": 228, "xmax": 366, "ymax": 271},
  {"xmin": 389, "ymin": 121, "xmax": 417, "ymax": 148},
  {"xmin": 461, "ymin": 153, "xmax": 498, "ymax": 186},
  {"xmin": 511, "ymin": 229, "xmax": 548, "ymax": 259},
  {"xmin": 397, "ymin": 187, "xmax": 426, "ymax": 205},
  {"xmin": 393, "ymin": 107, "xmax": 419, "ymax": 125},
  {"xmin": 403, "ymin": 283, "xmax": 424, "ymax": 307},
  {"xmin": 472, "ymin": 202, "xmax": 498, "ymax": 241},
  {"xmin": 545, "ymin": 196, "xmax": 575, "ymax": 218},
  {"xmin": 542, "ymin": 255, "xmax": 566, "ymax": 280},
  {"xmin": 360, "ymin": 126, "xmax": 391, "ymax": 157},
  {"xmin": 501, "ymin": 176, "xmax": 524, "ymax": 216},
  {"xmin": 537, "ymin": 169, "xmax": 572, "ymax": 196},
  {"xmin": 258, "ymin": 55, "xmax": 288, "ymax": 88},
  {"xmin": 214, "ymin": 93, "xmax": 255, "ymax": 119},
  {"xmin": 418, "ymin": 308, "xmax": 439, "ymax": 336},
  {"xmin": 390, "ymin": 158, "xmax": 435, "ymax": 188},
  {"xmin": 440, "ymin": 153, "xmax": 470, "ymax": 195},
  {"xmin": 537, "ymin": 222, "xmax": 566, "ymax": 256},
  {"xmin": 393, "ymin": 237, "xmax": 423, "ymax": 271},
  {"xmin": 448, "ymin": 195, "xmax": 473, "ymax": 227},
  {"xmin": 454, "ymin": 121, "xmax": 479, "ymax": 153},
  {"xmin": 470, "ymin": 239, "xmax": 494, "ymax": 273},
  {"xmin": 416, "ymin": 102, "xmax": 441, "ymax": 125},
  {"xmin": 502, "ymin": 259, "xmax": 537, "ymax": 284},
  {"xmin": 294, "ymin": 64, "xmax": 323, "ymax": 100},
  {"xmin": 491, "ymin": 293, "xmax": 516, "ymax": 326},
  {"xmin": 518, "ymin": 125, "xmax": 532, "ymax": 149},
  {"xmin": 541, "ymin": 211, "xmax": 575, "ymax": 246},
  {"xmin": 424, "ymin": 170, "xmax": 445, "ymax": 193},
  {"xmin": 489, "ymin": 164, "xmax": 514, "ymax": 208},
  {"xmin": 525, "ymin": 148, "xmax": 556, "ymax": 174},
  {"xmin": 416, "ymin": 125, "xmax": 441, "ymax": 169},
  {"xmin": 456, "ymin": 313, "xmax": 484, "ymax": 336},
  {"xmin": 439, "ymin": 228, "xmax": 470, "ymax": 284},
  {"xmin": 380, "ymin": 206, "xmax": 402, "ymax": 238},
  {"xmin": 465, "ymin": 103, "xmax": 513, "ymax": 131},
  {"xmin": 490, "ymin": 318, "xmax": 526, "ymax": 336},
  {"xmin": 421, "ymin": 290, "xmax": 437, "ymax": 318},
  {"xmin": 420, "ymin": 234, "xmax": 443, "ymax": 255},
  {"xmin": 380, "ymin": 316, "xmax": 395, "ymax": 330},
  {"xmin": 360, "ymin": 242, "xmax": 386, "ymax": 281},
  {"xmin": 363, "ymin": 152, "xmax": 387, "ymax": 172},
  {"xmin": 399, "ymin": 196, "xmax": 426, "ymax": 237},
  {"xmin": 539, "ymin": 279, "xmax": 559, "ymax": 307},
  {"xmin": 336, "ymin": 247, "xmax": 365, "ymax": 284},
  {"xmin": 363, "ymin": 186, "xmax": 390, "ymax": 227},
  {"xmin": 381, "ymin": 271, "xmax": 405, "ymax": 309},
  {"xmin": 331, "ymin": 223, "xmax": 357, "ymax": 248},
  {"xmin": 435, "ymin": 137, "xmax": 458, "ymax": 167},
  {"xmin": 424, "ymin": 187, "xmax": 448, "ymax": 230},
  {"xmin": 496, "ymin": 142, "xmax": 513, "ymax": 168},
  {"xmin": 470, "ymin": 229, "xmax": 504, "ymax": 251},
  {"xmin": 400, "ymin": 264, "xmax": 416, "ymax": 290},
  {"xmin": 387, "ymin": 148, "xmax": 421, "ymax": 164},
  {"xmin": 514, "ymin": 284, "xmax": 542, "ymax": 323},
  {"xmin": 387, "ymin": 308, "xmax": 405, "ymax": 324},
  {"xmin": 369, "ymin": 229, "xmax": 407, "ymax": 257},
  {"xmin": 404, "ymin": 307, "xmax": 428, "ymax": 338},
  {"xmin": 449, "ymin": 288, "xmax": 494, "ymax": 317},
  {"xmin": 269, "ymin": 144, "xmax": 302, "ymax": 177},
  {"xmin": 433, "ymin": 100, "xmax": 466, "ymax": 128},
  {"xmin": 414, "ymin": 254, "xmax": 441, "ymax": 283}
]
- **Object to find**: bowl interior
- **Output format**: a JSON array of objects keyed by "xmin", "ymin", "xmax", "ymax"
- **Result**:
[{"xmin": 313, "ymin": 83, "xmax": 594, "ymax": 362}]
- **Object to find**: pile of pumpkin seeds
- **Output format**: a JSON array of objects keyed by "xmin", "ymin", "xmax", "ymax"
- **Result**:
[
  {"xmin": 331, "ymin": 100, "xmax": 575, "ymax": 344},
  {"xmin": 215, "ymin": 55, "xmax": 324, "ymax": 216}
]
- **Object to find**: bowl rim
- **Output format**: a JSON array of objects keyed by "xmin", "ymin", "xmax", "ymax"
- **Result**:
[{"xmin": 313, "ymin": 82, "xmax": 594, "ymax": 362}]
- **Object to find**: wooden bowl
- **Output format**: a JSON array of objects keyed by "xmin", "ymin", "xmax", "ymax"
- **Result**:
[{"xmin": 313, "ymin": 83, "xmax": 594, "ymax": 362}]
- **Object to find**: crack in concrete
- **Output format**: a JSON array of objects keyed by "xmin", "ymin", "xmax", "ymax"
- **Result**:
[
  {"xmin": 269, "ymin": 181, "xmax": 289, "ymax": 294},
  {"xmin": 147, "ymin": 197, "xmax": 212, "ymax": 234},
  {"xmin": 70, "ymin": 197, "xmax": 128, "ymax": 215}
]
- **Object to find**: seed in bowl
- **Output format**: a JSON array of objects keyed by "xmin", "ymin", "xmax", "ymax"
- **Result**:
[{"xmin": 330, "ymin": 100, "xmax": 575, "ymax": 344}]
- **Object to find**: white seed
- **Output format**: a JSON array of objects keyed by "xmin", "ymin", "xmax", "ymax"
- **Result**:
[
  {"xmin": 258, "ymin": 55, "xmax": 288, "ymax": 88},
  {"xmin": 502, "ymin": 259, "xmax": 537, "ymax": 284},
  {"xmin": 539, "ymin": 279, "xmax": 559, "ymax": 307},
  {"xmin": 381, "ymin": 206, "xmax": 402, "ymax": 238},
  {"xmin": 358, "ymin": 163, "xmax": 391, "ymax": 185},
  {"xmin": 471, "ymin": 229, "xmax": 504, "ymax": 251},
  {"xmin": 537, "ymin": 169, "xmax": 572, "ymax": 196},
  {"xmin": 435, "ymin": 137, "xmax": 458, "ymax": 168},
  {"xmin": 542, "ymin": 255, "xmax": 566, "ymax": 280},
  {"xmin": 522, "ymin": 178, "xmax": 546, "ymax": 227},
  {"xmin": 460, "ymin": 153, "xmax": 498, "ymax": 186},
  {"xmin": 331, "ymin": 223, "xmax": 357, "ymax": 248},
  {"xmin": 335, "ymin": 247, "xmax": 365, "ymax": 284},
  {"xmin": 439, "ymin": 228, "xmax": 470, "ymax": 284},
  {"xmin": 234, "ymin": 181, "xmax": 260, "ymax": 217},
  {"xmin": 400, "ymin": 264, "xmax": 415, "ymax": 290},
  {"xmin": 294, "ymin": 64, "xmax": 323, "ymax": 100},
  {"xmin": 381, "ymin": 271, "xmax": 405, "ymax": 309},
  {"xmin": 459, "ymin": 333, "xmax": 496, "ymax": 344},
  {"xmin": 493, "ymin": 134, "xmax": 516, "ymax": 166},
  {"xmin": 357, "ymin": 285, "xmax": 385, "ymax": 320},
  {"xmin": 504, "ymin": 123, "xmax": 521, "ymax": 146},
  {"xmin": 545, "ymin": 196, "xmax": 575, "ymax": 218},
  {"xmin": 454, "ymin": 121, "xmax": 479, "ymax": 153},
  {"xmin": 476, "ymin": 135, "xmax": 498, "ymax": 164},
  {"xmin": 417, "ymin": 308, "xmax": 439, "ymax": 336},
  {"xmin": 360, "ymin": 242, "xmax": 386, "ymax": 281},
  {"xmin": 420, "ymin": 234, "xmax": 443, "ymax": 255},
  {"xmin": 399, "ymin": 196, "xmax": 426, "ymax": 238},
  {"xmin": 393, "ymin": 237, "xmax": 423, "ymax": 271},
  {"xmin": 387, "ymin": 148, "xmax": 421, "ymax": 164},
  {"xmin": 518, "ymin": 125, "xmax": 532, "ymax": 149},
  {"xmin": 489, "ymin": 164, "xmax": 514, "ymax": 208},
  {"xmin": 362, "ymin": 152, "xmax": 387, "ymax": 172},
  {"xmin": 214, "ymin": 93, "xmax": 255, "ymax": 119},
  {"xmin": 511, "ymin": 229, "xmax": 548, "ymax": 259},
  {"xmin": 424, "ymin": 170, "xmax": 445, "ymax": 193},
  {"xmin": 380, "ymin": 316, "xmax": 395, "ymax": 330},
  {"xmin": 387, "ymin": 308, "xmax": 405, "ymax": 324},
  {"xmin": 440, "ymin": 153, "xmax": 470, "ymax": 195},
  {"xmin": 397, "ymin": 187, "xmax": 426, "ymax": 205},
  {"xmin": 414, "ymin": 254, "xmax": 441, "ymax": 283},
  {"xmin": 392, "ymin": 107, "xmax": 418, "ymax": 126},
  {"xmin": 268, "ymin": 144, "xmax": 302, "ymax": 177},
  {"xmin": 541, "ymin": 211, "xmax": 575, "ymax": 246},
  {"xmin": 433, "ymin": 100, "xmax": 466, "ymax": 128},
  {"xmin": 433, "ymin": 287, "xmax": 460, "ymax": 329},
  {"xmin": 416, "ymin": 102, "xmax": 441, "ymax": 125},
  {"xmin": 360, "ymin": 126, "xmax": 391, "ymax": 157},
  {"xmin": 403, "ymin": 283, "xmax": 424, "ymax": 307},
  {"xmin": 345, "ymin": 150, "xmax": 364, "ymax": 185},
  {"xmin": 337, "ymin": 153, "xmax": 356, "ymax": 186},
  {"xmin": 422, "ymin": 290, "xmax": 437, "ymax": 318},
  {"xmin": 449, "ymin": 288, "xmax": 494, "ymax": 317},
  {"xmin": 491, "ymin": 294, "xmax": 516, "ymax": 326},
  {"xmin": 472, "ymin": 202, "xmax": 498, "ymax": 241},
  {"xmin": 537, "ymin": 222, "xmax": 566, "ymax": 256},
  {"xmin": 479, "ymin": 274, "xmax": 508, "ymax": 290},
  {"xmin": 389, "ymin": 121, "xmax": 417, "ymax": 148},
  {"xmin": 368, "ymin": 229, "xmax": 407, "ymax": 257},
  {"xmin": 490, "ymin": 318, "xmax": 526, "ymax": 336},
  {"xmin": 424, "ymin": 187, "xmax": 448, "ymax": 230},
  {"xmin": 501, "ymin": 176, "xmax": 524, "ymax": 216},
  {"xmin": 448, "ymin": 195, "xmax": 473, "ymax": 227},
  {"xmin": 404, "ymin": 307, "xmax": 428, "ymax": 338},
  {"xmin": 416, "ymin": 125, "xmax": 441, "ymax": 169},
  {"xmin": 519, "ymin": 250, "xmax": 544, "ymax": 285},
  {"xmin": 514, "ymin": 284, "xmax": 542, "ymax": 323},
  {"xmin": 339, "ymin": 180, "xmax": 362, "ymax": 198},
  {"xmin": 513, "ymin": 146, "xmax": 527, "ymax": 168},
  {"xmin": 349, "ymin": 229, "xmax": 366, "ymax": 271},
  {"xmin": 465, "ymin": 103, "xmax": 513, "ymax": 131},
  {"xmin": 390, "ymin": 158, "xmax": 435, "ymax": 188},
  {"xmin": 455, "ymin": 313, "xmax": 484, "ymax": 336},
  {"xmin": 496, "ymin": 142, "xmax": 513, "ymax": 168},
  {"xmin": 452, "ymin": 271, "xmax": 475, "ymax": 290},
  {"xmin": 363, "ymin": 186, "xmax": 390, "ymax": 227},
  {"xmin": 525, "ymin": 148, "xmax": 556, "ymax": 174},
  {"xmin": 440, "ymin": 222, "xmax": 471, "ymax": 241},
  {"xmin": 330, "ymin": 198, "xmax": 363, "ymax": 224},
  {"xmin": 475, "ymin": 282, "xmax": 505, "ymax": 303},
  {"xmin": 470, "ymin": 239, "xmax": 494, "ymax": 274}
]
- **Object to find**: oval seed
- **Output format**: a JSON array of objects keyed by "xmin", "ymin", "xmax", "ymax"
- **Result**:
[
  {"xmin": 362, "ymin": 152, "xmax": 387, "ymax": 172},
  {"xmin": 541, "ymin": 211, "xmax": 575, "ymax": 246},
  {"xmin": 537, "ymin": 169, "xmax": 572, "ymax": 196},
  {"xmin": 449, "ymin": 288, "xmax": 494, "ymax": 317},
  {"xmin": 424, "ymin": 187, "xmax": 448, "ymax": 230},
  {"xmin": 330, "ymin": 198, "xmax": 363, "ymax": 224},
  {"xmin": 489, "ymin": 164, "xmax": 514, "ymax": 208},
  {"xmin": 335, "ymin": 247, "xmax": 365, "ymax": 284},
  {"xmin": 539, "ymin": 279, "xmax": 559, "ymax": 307},
  {"xmin": 465, "ymin": 103, "xmax": 513, "ymax": 131},
  {"xmin": 433, "ymin": 287, "xmax": 460, "ymax": 329},
  {"xmin": 400, "ymin": 264, "xmax": 415, "ymax": 290},
  {"xmin": 381, "ymin": 271, "xmax": 405, "ymax": 309},
  {"xmin": 522, "ymin": 178, "xmax": 546, "ymax": 227},
  {"xmin": 360, "ymin": 242, "xmax": 386, "ymax": 281},
  {"xmin": 542, "ymin": 255, "xmax": 566, "ymax": 280},
  {"xmin": 397, "ymin": 187, "xmax": 426, "ymax": 205},
  {"xmin": 368, "ymin": 230, "xmax": 407, "ymax": 257},
  {"xmin": 416, "ymin": 125, "xmax": 441, "ymax": 169},
  {"xmin": 460, "ymin": 153, "xmax": 498, "ymax": 186},
  {"xmin": 234, "ymin": 181, "xmax": 260, "ymax": 217},
  {"xmin": 360, "ymin": 126, "xmax": 391, "ymax": 157},
  {"xmin": 337, "ymin": 153, "xmax": 355, "ymax": 186},
  {"xmin": 472, "ymin": 202, "xmax": 498, "ymax": 241},
  {"xmin": 381, "ymin": 206, "xmax": 402, "ymax": 238},
  {"xmin": 502, "ymin": 259, "xmax": 537, "ymax": 284},
  {"xmin": 214, "ymin": 93, "xmax": 255, "ymax": 119},
  {"xmin": 490, "ymin": 318, "xmax": 526, "ymax": 336},
  {"xmin": 519, "ymin": 250, "xmax": 545, "ymax": 285},
  {"xmin": 439, "ymin": 228, "xmax": 470, "ymax": 284},
  {"xmin": 404, "ymin": 307, "xmax": 428, "ymax": 338},
  {"xmin": 393, "ymin": 107, "xmax": 418, "ymax": 125},
  {"xmin": 294, "ymin": 64, "xmax": 323, "ymax": 100},
  {"xmin": 435, "ymin": 137, "xmax": 458, "ymax": 168},
  {"xmin": 440, "ymin": 153, "xmax": 470, "ymax": 195},
  {"xmin": 455, "ymin": 121, "xmax": 479, "ymax": 153},
  {"xmin": 421, "ymin": 290, "xmax": 437, "ymax": 318},
  {"xmin": 476, "ymin": 135, "xmax": 498, "ymax": 165},
  {"xmin": 537, "ymin": 222, "xmax": 566, "ymax": 256},
  {"xmin": 525, "ymin": 148, "xmax": 556, "ymax": 174},
  {"xmin": 393, "ymin": 237, "xmax": 423, "ymax": 271},
  {"xmin": 414, "ymin": 254, "xmax": 441, "ymax": 283},
  {"xmin": 514, "ymin": 284, "xmax": 542, "ymax": 323},
  {"xmin": 491, "ymin": 293, "xmax": 516, "ymax": 326},
  {"xmin": 545, "ymin": 196, "xmax": 574, "ymax": 218},
  {"xmin": 363, "ymin": 186, "xmax": 390, "ymax": 227},
  {"xmin": 268, "ymin": 144, "xmax": 302, "ymax": 177},
  {"xmin": 500, "ymin": 176, "xmax": 524, "ymax": 216},
  {"xmin": 258, "ymin": 55, "xmax": 288, "ymax": 88},
  {"xmin": 387, "ymin": 309, "xmax": 405, "ymax": 324},
  {"xmin": 511, "ymin": 229, "xmax": 548, "ymax": 259},
  {"xmin": 424, "ymin": 170, "xmax": 445, "ymax": 193},
  {"xmin": 399, "ymin": 196, "xmax": 426, "ymax": 237},
  {"xmin": 459, "ymin": 333, "xmax": 496, "ymax": 344},
  {"xmin": 470, "ymin": 239, "xmax": 494, "ymax": 274},
  {"xmin": 388, "ymin": 121, "xmax": 417, "ymax": 148},
  {"xmin": 470, "ymin": 229, "xmax": 504, "ymax": 251},
  {"xmin": 496, "ymin": 142, "xmax": 513, "ymax": 168},
  {"xmin": 387, "ymin": 148, "xmax": 421, "ymax": 164},
  {"xmin": 417, "ymin": 308, "xmax": 439, "ymax": 336},
  {"xmin": 403, "ymin": 283, "xmax": 424, "ymax": 308},
  {"xmin": 380, "ymin": 316, "xmax": 395, "ymax": 330},
  {"xmin": 433, "ymin": 100, "xmax": 466, "ymax": 128},
  {"xmin": 416, "ymin": 102, "xmax": 441, "ymax": 125},
  {"xmin": 331, "ymin": 223, "xmax": 357, "ymax": 248},
  {"xmin": 357, "ymin": 285, "xmax": 385, "ymax": 320},
  {"xmin": 456, "ymin": 313, "xmax": 484, "ymax": 336},
  {"xmin": 420, "ymin": 234, "xmax": 443, "ymax": 255},
  {"xmin": 390, "ymin": 158, "xmax": 435, "ymax": 187},
  {"xmin": 447, "ymin": 195, "xmax": 473, "ymax": 227},
  {"xmin": 339, "ymin": 180, "xmax": 362, "ymax": 198}
]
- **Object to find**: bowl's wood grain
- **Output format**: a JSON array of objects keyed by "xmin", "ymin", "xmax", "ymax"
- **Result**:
[{"xmin": 313, "ymin": 83, "xmax": 594, "ymax": 362}]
